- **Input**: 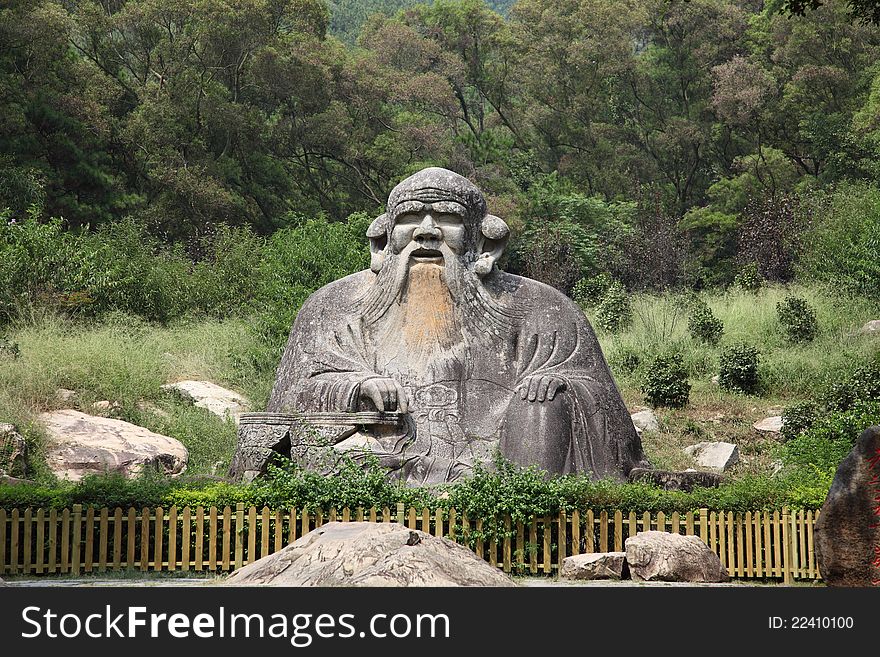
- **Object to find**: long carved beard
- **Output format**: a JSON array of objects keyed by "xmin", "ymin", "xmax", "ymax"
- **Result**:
[{"xmin": 356, "ymin": 251, "xmax": 515, "ymax": 340}]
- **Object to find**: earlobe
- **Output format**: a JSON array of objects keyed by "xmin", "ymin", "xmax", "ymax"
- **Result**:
[
  {"xmin": 367, "ymin": 213, "xmax": 389, "ymax": 273},
  {"xmin": 475, "ymin": 214, "xmax": 509, "ymax": 277}
]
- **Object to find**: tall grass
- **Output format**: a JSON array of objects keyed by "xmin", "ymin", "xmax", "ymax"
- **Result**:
[
  {"xmin": 594, "ymin": 284, "xmax": 880, "ymax": 402},
  {"xmin": 0, "ymin": 312, "xmax": 276, "ymax": 479}
]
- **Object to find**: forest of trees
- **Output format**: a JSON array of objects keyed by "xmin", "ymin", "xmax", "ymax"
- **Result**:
[{"xmin": 3, "ymin": 0, "xmax": 880, "ymax": 293}]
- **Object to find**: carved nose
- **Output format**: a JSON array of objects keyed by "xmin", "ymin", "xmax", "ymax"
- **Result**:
[{"xmin": 413, "ymin": 214, "xmax": 442, "ymax": 241}]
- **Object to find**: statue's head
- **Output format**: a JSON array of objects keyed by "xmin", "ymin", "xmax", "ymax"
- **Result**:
[{"xmin": 367, "ymin": 167, "xmax": 509, "ymax": 277}]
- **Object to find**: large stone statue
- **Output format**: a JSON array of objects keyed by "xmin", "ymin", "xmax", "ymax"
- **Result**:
[{"xmin": 230, "ymin": 167, "xmax": 647, "ymax": 485}]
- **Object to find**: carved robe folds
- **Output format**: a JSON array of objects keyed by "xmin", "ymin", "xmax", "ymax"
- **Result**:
[{"xmin": 260, "ymin": 267, "xmax": 646, "ymax": 485}]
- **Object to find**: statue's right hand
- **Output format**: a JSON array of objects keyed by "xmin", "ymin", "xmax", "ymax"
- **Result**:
[{"xmin": 359, "ymin": 377, "xmax": 408, "ymax": 413}]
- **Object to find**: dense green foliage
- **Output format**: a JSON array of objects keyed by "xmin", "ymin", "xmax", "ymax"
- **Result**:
[
  {"xmin": 718, "ymin": 343, "xmax": 761, "ymax": 394},
  {"xmin": 776, "ymin": 295, "xmax": 819, "ymax": 343},
  {"xmin": 640, "ymin": 352, "xmax": 691, "ymax": 408},
  {"xmin": 687, "ymin": 299, "xmax": 724, "ymax": 346}
]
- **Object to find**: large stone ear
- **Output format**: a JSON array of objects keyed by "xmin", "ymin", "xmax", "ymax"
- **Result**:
[
  {"xmin": 474, "ymin": 214, "xmax": 509, "ymax": 276},
  {"xmin": 367, "ymin": 213, "xmax": 389, "ymax": 273}
]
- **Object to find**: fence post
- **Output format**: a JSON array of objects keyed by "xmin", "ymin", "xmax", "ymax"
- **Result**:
[
  {"xmin": 71, "ymin": 504, "xmax": 82, "ymax": 576},
  {"xmin": 396, "ymin": 502, "xmax": 405, "ymax": 525},
  {"xmin": 782, "ymin": 507, "xmax": 792, "ymax": 585},
  {"xmin": 699, "ymin": 509, "xmax": 708, "ymax": 545}
]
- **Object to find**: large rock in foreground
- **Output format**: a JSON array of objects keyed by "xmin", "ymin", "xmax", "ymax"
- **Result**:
[
  {"xmin": 162, "ymin": 380, "xmax": 250, "ymax": 424},
  {"xmin": 225, "ymin": 521, "xmax": 515, "ymax": 587},
  {"xmin": 814, "ymin": 426, "xmax": 880, "ymax": 587},
  {"xmin": 560, "ymin": 552, "xmax": 627, "ymax": 580},
  {"xmin": 40, "ymin": 410, "xmax": 188, "ymax": 482},
  {"xmin": 625, "ymin": 531, "xmax": 729, "ymax": 583}
]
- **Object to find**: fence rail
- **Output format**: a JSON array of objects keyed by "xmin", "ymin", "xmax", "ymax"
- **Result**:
[{"xmin": 0, "ymin": 505, "xmax": 820, "ymax": 582}]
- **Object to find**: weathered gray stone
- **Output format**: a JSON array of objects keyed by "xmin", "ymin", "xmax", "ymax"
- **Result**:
[
  {"xmin": 631, "ymin": 409, "xmax": 659, "ymax": 434},
  {"xmin": 683, "ymin": 441, "xmax": 739, "ymax": 472},
  {"xmin": 560, "ymin": 552, "xmax": 627, "ymax": 580},
  {"xmin": 0, "ymin": 577, "xmax": 6, "ymax": 586},
  {"xmin": 814, "ymin": 426, "xmax": 880, "ymax": 587},
  {"xmin": 0, "ymin": 423, "xmax": 27, "ymax": 477},
  {"xmin": 625, "ymin": 531, "xmax": 729, "ymax": 582},
  {"xmin": 0, "ymin": 474, "xmax": 37, "ymax": 486},
  {"xmin": 39, "ymin": 410, "xmax": 188, "ymax": 482},
  {"xmin": 225, "ymin": 521, "xmax": 515, "ymax": 587},
  {"xmin": 858, "ymin": 319, "xmax": 880, "ymax": 335},
  {"xmin": 753, "ymin": 416, "xmax": 783, "ymax": 434},
  {"xmin": 231, "ymin": 167, "xmax": 647, "ymax": 485},
  {"xmin": 628, "ymin": 467, "xmax": 723, "ymax": 491},
  {"xmin": 162, "ymin": 380, "xmax": 250, "ymax": 424},
  {"xmin": 55, "ymin": 388, "xmax": 77, "ymax": 403}
]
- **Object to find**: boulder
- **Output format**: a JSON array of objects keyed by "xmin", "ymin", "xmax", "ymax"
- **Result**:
[
  {"xmin": 683, "ymin": 441, "xmax": 739, "ymax": 472},
  {"xmin": 814, "ymin": 426, "xmax": 880, "ymax": 587},
  {"xmin": 858, "ymin": 319, "xmax": 880, "ymax": 335},
  {"xmin": 625, "ymin": 531, "xmax": 729, "ymax": 583},
  {"xmin": 0, "ymin": 577, "xmax": 6, "ymax": 586},
  {"xmin": 0, "ymin": 475, "xmax": 37, "ymax": 486},
  {"xmin": 55, "ymin": 388, "xmax": 77, "ymax": 403},
  {"xmin": 628, "ymin": 467, "xmax": 723, "ymax": 492},
  {"xmin": 560, "ymin": 552, "xmax": 628, "ymax": 580},
  {"xmin": 39, "ymin": 410, "xmax": 188, "ymax": 482},
  {"xmin": 753, "ymin": 416, "xmax": 783, "ymax": 434},
  {"xmin": 162, "ymin": 380, "xmax": 250, "ymax": 424},
  {"xmin": 631, "ymin": 409, "xmax": 659, "ymax": 435},
  {"xmin": 0, "ymin": 423, "xmax": 27, "ymax": 477},
  {"xmin": 225, "ymin": 521, "xmax": 515, "ymax": 587}
]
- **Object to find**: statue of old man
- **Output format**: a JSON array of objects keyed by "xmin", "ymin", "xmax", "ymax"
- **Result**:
[{"xmin": 231, "ymin": 167, "xmax": 647, "ymax": 485}]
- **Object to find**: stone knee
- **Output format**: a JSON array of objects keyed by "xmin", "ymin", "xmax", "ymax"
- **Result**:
[{"xmin": 499, "ymin": 393, "xmax": 573, "ymax": 476}]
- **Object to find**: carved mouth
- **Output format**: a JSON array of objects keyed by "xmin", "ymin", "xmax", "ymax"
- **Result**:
[{"xmin": 410, "ymin": 248, "xmax": 444, "ymax": 263}]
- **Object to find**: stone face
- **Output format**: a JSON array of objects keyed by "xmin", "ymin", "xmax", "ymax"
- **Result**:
[
  {"xmin": 814, "ymin": 426, "xmax": 880, "ymax": 587},
  {"xmin": 0, "ymin": 423, "xmax": 27, "ymax": 477},
  {"xmin": 859, "ymin": 319, "xmax": 880, "ymax": 335},
  {"xmin": 231, "ymin": 167, "xmax": 647, "ymax": 485},
  {"xmin": 625, "ymin": 531, "xmax": 729, "ymax": 583},
  {"xmin": 39, "ymin": 410, "xmax": 188, "ymax": 482},
  {"xmin": 560, "ymin": 552, "xmax": 627, "ymax": 580},
  {"xmin": 627, "ymin": 467, "xmax": 723, "ymax": 491},
  {"xmin": 753, "ymin": 416, "xmax": 783, "ymax": 434},
  {"xmin": 683, "ymin": 441, "xmax": 739, "ymax": 472},
  {"xmin": 162, "ymin": 380, "xmax": 250, "ymax": 424},
  {"xmin": 631, "ymin": 409, "xmax": 659, "ymax": 435},
  {"xmin": 225, "ymin": 521, "xmax": 515, "ymax": 587}
]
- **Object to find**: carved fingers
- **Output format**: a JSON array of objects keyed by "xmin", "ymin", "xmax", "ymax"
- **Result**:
[
  {"xmin": 517, "ymin": 375, "xmax": 567, "ymax": 403},
  {"xmin": 360, "ymin": 377, "xmax": 408, "ymax": 413}
]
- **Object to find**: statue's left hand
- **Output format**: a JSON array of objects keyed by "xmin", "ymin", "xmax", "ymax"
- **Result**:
[{"xmin": 517, "ymin": 375, "xmax": 566, "ymax": 403}]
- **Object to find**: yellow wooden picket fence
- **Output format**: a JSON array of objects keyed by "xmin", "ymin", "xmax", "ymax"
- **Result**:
[{"xmin": 0, "ymin": 504, "xmax": 821, "ymax": 582}]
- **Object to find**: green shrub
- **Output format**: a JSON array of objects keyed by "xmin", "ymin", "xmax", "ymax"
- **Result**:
[
  {"xmin": 819, "ymin": 359, "xmax": 880, "ymax": 412},
  {"xmin": 595, "ymin": 282, "xmax": 632, "ymax": 332},
  {"xmin": 572, "ymin": 273, "xmax": 614, "ymax": 309},
  {"xmin": 733, "ymin": 262, "xmax": 764, "ymax": 291},
  {"xmin": 776, "ymin": 295, "xmax": 818, "ymax": 343},
  {"xmin": 608, "ymin": 347, "xmax": 641, "ymax": 375},
  {"xmin": 641, "ymin": 352, "xmax": 691, "ymax": 408},
  {"xmin": 687, "ymin": 299, "xmax": 724, "ymax": 345},
  {"xmin": 798, "ymin": 182, "xmax": 880, "ymax": 299},
  {"xmin": 718, "ymin": 343, "xmax": 761, "ymax": 394},
  {"xmin": 780, "ymin": 400, "xmax": 819, "ymax": 441},
  {"xmin": 779, "ymin": 401, "xmax": 880, "ymax": 477}
]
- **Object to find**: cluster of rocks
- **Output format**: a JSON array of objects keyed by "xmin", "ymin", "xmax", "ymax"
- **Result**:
[
  {"xmin": 3, "ymin": 380, "xmax": 250, "ymax": 483},
  {"xmin": 560, "ymin": 531, "xmax": 729, "ymax": 583}
]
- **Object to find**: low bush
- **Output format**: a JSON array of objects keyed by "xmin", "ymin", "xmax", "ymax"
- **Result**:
[
  {"xmin": 595, "ymin": 282, "xmax": 632, "ymax": 332},
  {"xmin": 572, "ymin": 273, "xmax": 614, "ymax": 309},
  {"xmin": 718, "ymin": 343, "xmax": 761, "ymax": 394},
  {"xmin": 640, "ymin": 352, "xmax": 691, "ymax": 408},
  {"xmin": 776, "ymin": 295, "xmax": 819, "ymax": 343},
  {"xmin": 733, "ymin": 262, "xmax": 764, "ymax": 291},
  {"xmin": 687, "ymin": 299, "xmax": 724, "ymax": 346}
]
